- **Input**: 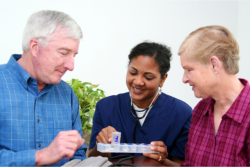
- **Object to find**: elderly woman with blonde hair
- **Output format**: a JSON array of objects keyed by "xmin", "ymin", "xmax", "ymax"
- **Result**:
[{"xmin": 178, "ymin": 25, "xmax": 250, "ymax": 166}]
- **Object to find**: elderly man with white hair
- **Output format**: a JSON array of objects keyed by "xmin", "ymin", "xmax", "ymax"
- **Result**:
[{"xmin": 0, "ymin": 10, "xmax": 86, "ymax": 166}]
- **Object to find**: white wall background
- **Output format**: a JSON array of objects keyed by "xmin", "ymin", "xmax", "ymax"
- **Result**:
[{"xmin": 0, "ymin": 0, "xmax": 249, "ymax": 108}]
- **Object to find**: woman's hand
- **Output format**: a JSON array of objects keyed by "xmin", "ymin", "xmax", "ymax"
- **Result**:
[
  {"xmin": 96, "ymin": 126, "xmax": 117, "ymax": 143},
  {"xmin": 89, "ymin": 126, "xmax": 116, "ymax": 157},
  {"xmin": 143, "ymin": 141, "xmax": 168, "ymax": 164}
]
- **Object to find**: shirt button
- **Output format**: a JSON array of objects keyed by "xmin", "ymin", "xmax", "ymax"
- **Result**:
[
  {"xmin": 30, "ymin": 78, "xmax": 33, "ymax": 81},
  {"xmin": 37, "ymin": 119, "xmax": 40, "ymax": 122},
  {"xmin": 39, "ymin": 144, "xmax": 41, "ymax": 147}
]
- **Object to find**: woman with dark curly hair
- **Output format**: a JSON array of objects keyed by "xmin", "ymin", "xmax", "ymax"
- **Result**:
[{"xmin": 89, "ymin": 41, "xmax": 192, "ymax": 166}]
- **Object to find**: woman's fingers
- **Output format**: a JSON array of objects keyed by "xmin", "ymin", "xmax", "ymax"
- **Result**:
[
  {"xmin": 97, "ymin": 133, "xmax": 108, "ymax": 143},
  {"xmin": 151, "ymin": 141, "xmax": 165, "ymax": 147},
  {"xmin": 143, "ymin": 141, "xmax": 169, "ymax": 164},
  {"xmin": 150, "ymin": 145, "xmax": 167, "ymax": 154},
  {"xmin": 106, "ymin": 126, "xmax": 117, "ymax": 142},
  {"xmin": 96, "ymin": 126, "xmax": 117, "ymax": 143},
  {"xmin": 143, "ymin": 152, "xmax": 158, "ymax": 159},
  {"xmin": 150, "ymin": 141, "xmax": 167, "ymax": 154}
]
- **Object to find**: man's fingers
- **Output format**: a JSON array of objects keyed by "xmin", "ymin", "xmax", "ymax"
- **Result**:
[
  {"xmin": 56, "ymin": 133, "xmax": 84, "ymax": 148},
  {"xmin": 35, "ymin": 131, "xmax": 83, "ymax": 166},
  {"xmin": 58, "ymin": 130, "xmax": 79, "ymax": 137},
  {"xmin": 64, "ymin": 141, "xmax": 79, "ymax": 151},
  {"xmin": 63, "ymin": 148, "xmax": 76, "ymax": 159},
  {"xmin": 80, "ymin": 138, "xmax": 85, "ymax": 145}
]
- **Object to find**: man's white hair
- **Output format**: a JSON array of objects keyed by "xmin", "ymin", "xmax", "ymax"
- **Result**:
[{"xmin": 22, "ymin": 10, "xmax": 82, "ymax": 52}]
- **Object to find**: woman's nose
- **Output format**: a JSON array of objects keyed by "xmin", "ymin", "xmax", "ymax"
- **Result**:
[
  {"xmin": 133, "ymin": 76, "xmax": 144, "ymax": 86},
  {"xmin": 182, "ymin": 73, "xmax": 189, "ymax": 84}
]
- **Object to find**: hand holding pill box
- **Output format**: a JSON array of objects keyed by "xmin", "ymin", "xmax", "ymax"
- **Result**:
[{"xmin": 97, "ymin": 132, "xmax": 158, "ymax": 153}]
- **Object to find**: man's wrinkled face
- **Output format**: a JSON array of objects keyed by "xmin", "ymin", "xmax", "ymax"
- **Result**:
[{"xmin": 33, "ymin": 30, "xmax": 79, "ymax": 86}]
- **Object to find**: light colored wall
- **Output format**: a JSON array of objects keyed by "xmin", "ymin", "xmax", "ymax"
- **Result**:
[
  {"xmin": 0, "ymin": 0, "xmax": 249, "ymax": 108},
  {"xmin": 237, "ymin": 1, "xmax": 250, "ymax": 81}
]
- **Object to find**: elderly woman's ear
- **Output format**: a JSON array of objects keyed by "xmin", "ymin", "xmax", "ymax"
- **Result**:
[{"xmin": 209, "ymin": 56, "xmax": 221, "ymax": 74}]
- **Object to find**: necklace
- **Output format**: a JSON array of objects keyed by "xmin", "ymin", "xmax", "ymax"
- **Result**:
[{"xmin": 130, "ymin": 90, "xmax": 160, "ymax": 143}]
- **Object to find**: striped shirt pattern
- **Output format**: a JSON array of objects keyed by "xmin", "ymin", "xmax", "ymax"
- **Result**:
[
  {"xmin": 182, "ymin": 78, "xmax": 250, "ymax": 166},
  {"xmin": 0, "ymin": 54, "xmax": 86, "ymax": 166}
]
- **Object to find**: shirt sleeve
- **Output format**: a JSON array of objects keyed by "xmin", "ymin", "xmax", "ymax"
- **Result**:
[
  {"xmin": 247, "ymin": 125, "xmax": 250, "ymax": 166},
  {"xmin": 179, "ymin": 115, "xmax": 193, "ymax": 166},
  {"xmin": 181, "ymin": 103, "xmax": 201, "ymax": 166},
  {"xmin": 71, "ymin": 91, "xmax": 87, "ymax": 160},
  {"xmin": 180, "ymin": 142, "xmax": 190, "ymax": 166},
  {"xmin": 89, "ymin": 101, "xmax": 104, "ymax": 149},
  {"xmin": 0, "ymin": 149, "xmax": 36, "ymax": 166},
  {"xmin": 169, "ymin": 108, "xmax": 192, "ymax": 161}
]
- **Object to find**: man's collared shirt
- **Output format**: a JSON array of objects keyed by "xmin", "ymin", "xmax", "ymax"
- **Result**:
[
  {"xmin": 182, "ymin": 78, "xmax": 250, "ymax": 166},
  {"xmin": 0, "ymin": 54, "xmax": 86, "ymax": 166}
]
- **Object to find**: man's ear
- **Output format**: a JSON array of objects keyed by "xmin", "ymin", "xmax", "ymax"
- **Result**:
[
  {"xmin": 209, "ymin": 56, "xmax": 221, "ymax": 74},
  {"xmin": 29, "ymin": 38, "xmax": 39, "ymax": 57},
  {"xmin": 160, "ymin": 73, "xmax": 168, "ymax": 87}
]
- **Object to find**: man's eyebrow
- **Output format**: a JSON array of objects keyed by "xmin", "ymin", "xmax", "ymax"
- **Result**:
[
  {"xmin": 58, "ymin": 48, "xmax": 78, "ymax": 55},
  {"xmin": 58, "ymin": 48, "xmax": 70, "ymax": 51}
]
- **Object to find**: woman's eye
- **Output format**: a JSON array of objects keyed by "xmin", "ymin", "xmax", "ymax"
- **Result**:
[
  {"xmin": 130, "ymin": 72, "xmax": 137, "ymax": 75},
  {"xmin": 146, "ymin": 77, "xmax": 153, "ymax": 81}
]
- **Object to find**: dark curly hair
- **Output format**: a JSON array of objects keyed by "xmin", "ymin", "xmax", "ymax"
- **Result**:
[{"xmin": 128, "ymin": 41, "xmax": 172, "ymax": 79}]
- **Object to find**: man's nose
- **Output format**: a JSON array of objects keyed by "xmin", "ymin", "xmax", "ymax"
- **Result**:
[{"xmin": 64, "ymin": 56, "xmax": 74, "ymax": 71}]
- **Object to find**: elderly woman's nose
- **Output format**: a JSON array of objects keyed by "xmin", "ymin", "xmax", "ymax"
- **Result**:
[{"xmin": 182, "ymin": 73, "xmax": 188, "ymax": 83}]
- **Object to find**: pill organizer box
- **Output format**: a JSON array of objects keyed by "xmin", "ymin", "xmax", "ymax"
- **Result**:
[{"xmin": 97, "ymin": 143, "xmax": 158, "ymax": 153}]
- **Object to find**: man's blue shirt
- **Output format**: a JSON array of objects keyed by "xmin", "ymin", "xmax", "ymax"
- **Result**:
[{"xmin": 0, "ymin": 54, "xmax": 86, "ymax": 166}]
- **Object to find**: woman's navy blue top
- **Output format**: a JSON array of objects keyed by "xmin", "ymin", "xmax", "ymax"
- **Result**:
[{"xmin": 89, "ymin": 92, "xmax": 192, "ymax": 160}]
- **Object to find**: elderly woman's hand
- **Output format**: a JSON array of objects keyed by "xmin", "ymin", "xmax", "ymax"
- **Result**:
[
  {"xmin": 143, "ymin": 141, "xmax": 168, "ymax": 164},
  {"xmin": 96, "ymin": 126, "xmax": 117, "ymax": 143}
]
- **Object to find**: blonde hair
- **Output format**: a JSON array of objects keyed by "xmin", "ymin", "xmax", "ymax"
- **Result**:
[{"xmin": 178, "ymin": 25, "xmax": 239, "ymax": 74}]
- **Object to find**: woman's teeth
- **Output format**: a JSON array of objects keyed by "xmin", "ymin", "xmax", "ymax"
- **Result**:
[{"xmin": 134, "ymin": 87, "xmax": 143, "ymax": 91}]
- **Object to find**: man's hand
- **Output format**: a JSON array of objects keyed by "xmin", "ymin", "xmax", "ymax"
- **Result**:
[
  {"xmin": 96, "ymin": 126, "xmax": 116, "ymax": 143},
  {"xmin": 35, "ymin": 130, "xmax": 85, "ymax": 166}
]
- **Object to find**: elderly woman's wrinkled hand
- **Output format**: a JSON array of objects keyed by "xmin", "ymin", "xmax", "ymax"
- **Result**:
[{"xmin": 143, "ymin": 141, "xmax": 168, "ymax": 164}]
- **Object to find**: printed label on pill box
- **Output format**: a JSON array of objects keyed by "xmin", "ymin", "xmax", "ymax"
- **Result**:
[
  {"xmin": 114, "ymin": 136, "xmax": 118, "ymax": 142},
  {"xmin": 111, "ymin": 132, "xmax": 121, "ymax": 145}
]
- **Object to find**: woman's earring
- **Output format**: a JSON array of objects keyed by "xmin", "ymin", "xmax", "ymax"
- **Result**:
[{"xmin": 159, "ymin": 87, "xmax": 162, "ymax": 94}]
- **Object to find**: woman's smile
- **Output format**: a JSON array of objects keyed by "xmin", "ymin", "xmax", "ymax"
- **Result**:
[
  {"xmin": 126, "ymin": 55, "xmax": 165, "ymax": 108},
  {"xmin": 132, "ymin": 86, "xmax": 145, "ymax": 94}
]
